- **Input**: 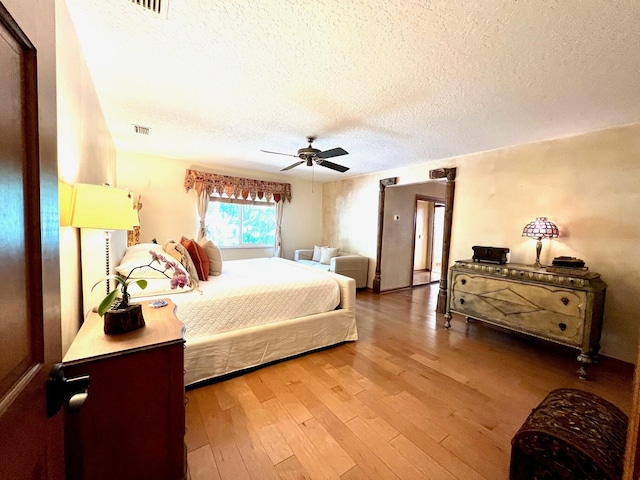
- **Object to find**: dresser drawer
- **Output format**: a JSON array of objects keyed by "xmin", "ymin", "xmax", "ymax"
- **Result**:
[{"xmin": 450, "ymin": 273, "xmax": 587, "ymax": 346}]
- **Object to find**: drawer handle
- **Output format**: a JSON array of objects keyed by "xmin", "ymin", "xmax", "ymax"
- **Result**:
[
  {"xmin": 459, "ymin": 298, "xmax": 465, "ymax": 305},
  {"xmin": 559, "ymin": 323, "xmax": 567, "ymax": 331},
  {"xmin": 561, "ymin": 297, "xmax": 569, "ymax": 306},
  {"xmin": 461, "ymin": 279, "xmax": 467, "ymax": 285}
]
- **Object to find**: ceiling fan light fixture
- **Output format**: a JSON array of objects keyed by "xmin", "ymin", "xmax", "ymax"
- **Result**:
[{"xmin": 263, "ymin": 136, "xmax": 350, "ymax": 173}]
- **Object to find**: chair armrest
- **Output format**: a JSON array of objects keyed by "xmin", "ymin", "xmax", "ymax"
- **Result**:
[
  {"xmin": 330, "ymin": 255, "xmax": 369, "ymax": 288},
  {"xmin": 330, "ymin": 255, "xmax": 368, "ymax": 271},
  {"xmin": 294, "ymin": 249, "xmax": 314, "ymax": 261}
]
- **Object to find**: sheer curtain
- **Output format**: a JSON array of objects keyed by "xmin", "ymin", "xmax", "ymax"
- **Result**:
[
  {"xmin": 274, "ymin": 200, "xmax": 284, "ymax": 258},
  {"xmin": 196, "ymin": 188, "xmax": 209, "ymax": 240}
]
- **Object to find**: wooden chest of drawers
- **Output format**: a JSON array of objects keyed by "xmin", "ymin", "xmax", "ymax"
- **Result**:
[
  {"xmin": 445, "ymin": 261, "xmax": 607, "ymax": 378},
  {"xmin": 63, "ymin": 300, "xmax": 186, "ymax": 479}
]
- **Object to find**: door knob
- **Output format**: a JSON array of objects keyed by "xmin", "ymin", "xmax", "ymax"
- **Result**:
[{"xmin": 46, "ymin": 363, "xmax": 90, "ymax": 417}]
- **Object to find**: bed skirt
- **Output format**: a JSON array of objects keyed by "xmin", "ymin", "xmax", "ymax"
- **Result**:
[{"xmin": 184, "ymin": 308, "xmax": 357, "ymax": 386}]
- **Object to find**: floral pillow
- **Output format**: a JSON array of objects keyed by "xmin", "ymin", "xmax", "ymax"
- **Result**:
[{"xmin": 163, "ymin": 240, "xmax": 200, "ymax": 289}]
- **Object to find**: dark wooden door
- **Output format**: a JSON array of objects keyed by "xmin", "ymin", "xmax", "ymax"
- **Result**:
[{"xmin": 0, "ymin": 4, "xmax": 64, "ymax": 479}]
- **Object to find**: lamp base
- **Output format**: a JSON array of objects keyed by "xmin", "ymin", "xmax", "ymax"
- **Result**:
[
  {"xmin": 529, "ymin": 238, "xmax": 544, "ymax": 269},
  {"xmin": 529, "ymin": 261, "xmax": 544, "ymax": 268}
]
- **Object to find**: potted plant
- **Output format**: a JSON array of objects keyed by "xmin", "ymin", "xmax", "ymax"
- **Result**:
[{"xmin": 92, "ymin": 250, "xmax": 189, "ymax": 334}]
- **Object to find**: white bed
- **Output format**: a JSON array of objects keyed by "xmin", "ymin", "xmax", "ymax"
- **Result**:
[{"xmin": 121, "ymin": 248, "xmax": 357, "ymax": 386}]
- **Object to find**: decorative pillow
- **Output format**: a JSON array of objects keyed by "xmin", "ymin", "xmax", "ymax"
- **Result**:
[
  {"xmin": 312, "ymin": 245, "xmax": 324, "ymax": 262},
  {"xmin": 180, "ymin": 237, "xmax": 209, "ymax": 281},
  {"xmin": 173, "ymin": 242, "xmax": 200, "ymax": 289},
  {"xmin": 162, "ymin": 241, "xmax": 183, "ymax": 262},
  {"xmin": 198, "ymin": 238, "xmax": 223, "ymax": 276},
  {"xmin": 319, "ymin": 247, "xmax": 339, "ymax": 265},
  {"xmin": 163, "ymin": 240, "xmax": 199, "ymax": 289},
  {"xmin": 116, "ymin": 244, "xmax": 169, "ymax": 279}
]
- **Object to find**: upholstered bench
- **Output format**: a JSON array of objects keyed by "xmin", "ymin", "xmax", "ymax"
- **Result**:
[{"xmin": 510, "ymin": 388, "xmax": 628, "ymax": 479}]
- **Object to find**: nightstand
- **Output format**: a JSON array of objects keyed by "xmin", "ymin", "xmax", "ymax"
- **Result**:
[{"xmin": 63, "ymin": 300, "xmax": 186, "ymax": 480}]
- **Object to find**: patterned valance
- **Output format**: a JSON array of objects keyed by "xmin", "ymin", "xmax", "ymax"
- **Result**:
[{"xmin": 184, "ymin": 169, "xmax": 292, "ymax": 203}]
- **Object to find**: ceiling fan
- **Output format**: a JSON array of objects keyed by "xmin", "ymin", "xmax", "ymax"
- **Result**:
[{"xmin": 261, "ymin": 136, "xmax": 349, "ymax": 172}]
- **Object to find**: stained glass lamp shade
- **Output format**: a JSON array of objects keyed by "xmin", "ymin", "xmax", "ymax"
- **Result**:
[{"xmin": 522, "ymin": 217, "xmax": 559, "ymax": 268}]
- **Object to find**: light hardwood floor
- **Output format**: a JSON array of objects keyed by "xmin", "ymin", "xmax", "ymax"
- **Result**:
[{"xmin": 185, "ymin": 285, "xmax": 634, "ymax": 479}]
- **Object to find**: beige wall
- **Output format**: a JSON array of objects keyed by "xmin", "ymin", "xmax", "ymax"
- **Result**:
[
  {"xmin": 56, "ymin": 1, "xmax": 116, "ymax": 353},
  {"xmin": 322, "ymin": 176, "xmax": 381, "ymax": 284},
  {"xmin": 323, "ymin": 123, "xmax": 640, "ymax": 363},
  {"xmin": 115, "ymin": 152, "xmax": 323, "ymax": 262}
]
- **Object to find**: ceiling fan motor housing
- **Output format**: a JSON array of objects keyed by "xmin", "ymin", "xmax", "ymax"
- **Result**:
[
  {"xmin": 297, "ymin": 146, "xmax": 321, "ymax": 160},
  {"xmin": 262, "ymin": 135, "xmax": 349, "ymax": 172},
  {"xmin": 298, "ymin": 136, "xmax": 320, "ymax": 160}
]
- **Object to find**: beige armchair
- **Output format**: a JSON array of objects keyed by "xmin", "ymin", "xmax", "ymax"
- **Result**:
[{"xmin": 294, "ymin": 249, "xmax": 369, "ymax": 288}]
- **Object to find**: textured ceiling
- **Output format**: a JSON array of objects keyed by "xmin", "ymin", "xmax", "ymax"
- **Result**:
[{"xmin": 64, "ymin": 0, "xmax": 640, "ymax": 181}]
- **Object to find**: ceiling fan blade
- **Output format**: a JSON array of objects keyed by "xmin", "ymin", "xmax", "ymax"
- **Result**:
[
  {"xmin": 280, "ymin": 160, "xmax": 305, "ymax": 171},
  {"xmin": 317, "ymin": 160, "xmax": 349, "ymax": 173},
  {"xmin": 317, "ymin": 147, "xmax": 348, "ymax": 159},
  {"xmin": 260, "ymin": 149, "xmax": 298, "ymax": 157}
]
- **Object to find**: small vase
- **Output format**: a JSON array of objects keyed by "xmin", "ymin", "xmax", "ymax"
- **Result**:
[{"xmin": 104, "ymin": 303, "xmax": 145, "ymax": 335}]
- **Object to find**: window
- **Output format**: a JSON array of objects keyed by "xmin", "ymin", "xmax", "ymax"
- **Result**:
[{"xmin": 205, "ymin": 197, "xmax": 276, "ymax": 248}]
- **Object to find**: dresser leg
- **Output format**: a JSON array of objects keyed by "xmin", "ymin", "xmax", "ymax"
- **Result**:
[
  {"xmin": 444, "ymin": 312, "xmax": 451, "ymax": 329},
  {"xmin": 577, "ymin": 352, "xmax": 592, "ymax": 380},
  {"xmin": 590, "ymin": 345, "xmax": 601, "ymax": 363}
]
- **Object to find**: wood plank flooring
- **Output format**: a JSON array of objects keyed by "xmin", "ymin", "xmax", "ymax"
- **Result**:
[{"xmin": 185, "ymin": 285, "xmax": 634, "ymax": 479}]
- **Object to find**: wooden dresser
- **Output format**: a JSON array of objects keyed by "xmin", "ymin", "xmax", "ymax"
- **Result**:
[
  {"xmin": 63, "ymin": 300, "xmax": 186, "ymax": 480},
  {"xmin": 444, "ymin": 260, "xmax": 607, "ymax": 378}
]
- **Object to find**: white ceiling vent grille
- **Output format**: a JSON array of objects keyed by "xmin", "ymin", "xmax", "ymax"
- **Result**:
[
  {"xmin": 128, "ymin": 0, "xmax": 169, "ymax": 16},
  {"xmin": 133, "ymin": 124, "xmax": 151, "ymax": 135}
]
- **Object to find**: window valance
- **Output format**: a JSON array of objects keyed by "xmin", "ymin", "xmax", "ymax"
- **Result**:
[{"xmin": 184, "ymin": 169, "xmax": 292, "ymax": 203}]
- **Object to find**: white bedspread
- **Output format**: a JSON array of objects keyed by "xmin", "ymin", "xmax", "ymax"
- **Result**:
[{"xmin": 166, "ymin": 257, "xmax": 341, "ymax": 340}]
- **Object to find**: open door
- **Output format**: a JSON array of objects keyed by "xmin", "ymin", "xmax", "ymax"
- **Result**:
[
  {"xmin": 429, "ymin": 203, "xmax": 445, "ymax": 283},
  {"xmin": 0, "ymin": 4, "xmax": 64, "ymax": 478},
  {"xmin": 412, "ymin": 197, "xmax": 445, "ymax": 287}
]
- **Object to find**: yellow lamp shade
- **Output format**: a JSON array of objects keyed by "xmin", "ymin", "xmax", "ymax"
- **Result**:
[{"xmin": 70, "ymin": 183, "xmax": 139, "ymax": 231}]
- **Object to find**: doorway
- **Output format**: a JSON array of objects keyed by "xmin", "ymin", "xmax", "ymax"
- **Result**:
[{"xmin": 412, "ymin": 198, "xmax": 445, "ymax": 286}]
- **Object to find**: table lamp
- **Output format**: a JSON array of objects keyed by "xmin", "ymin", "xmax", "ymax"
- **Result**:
[
  {"xmin": 70, "ymin": 184, "xmax": 139, "ymax": 295},
  {"xmin": 522, "ymin": 217, "xmax": 559, "ymax": 268}
]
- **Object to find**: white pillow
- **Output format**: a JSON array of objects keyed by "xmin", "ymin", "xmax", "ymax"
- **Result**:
[
  {"xmin": 122, "ymin": 242, "xmax": 164, "ymax": 255},
  {"xmin": 128, "ymin": 278, "xmax": 193, "ymax": 298},
  {"xmin": 116, "ymin": 246, "xmax": 169, "ymax": 279},
  {"xmin": 312, "ymin": 245, "xmax": 326, "ymax": 262},
  {"xmin": 198, "ymin": 238, "xmax": 223, "ymax": 276},
  {"xmin": 319, "ymin": 247, "xmax": 339, "ymax": 265}
]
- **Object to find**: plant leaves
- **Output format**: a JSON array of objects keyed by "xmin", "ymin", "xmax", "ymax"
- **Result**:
[
  {"xmin": 128, "ymin": 279, "xmax": 148, "ymax": 290},
  {"xmin": 97, "ymin": 290, "xmax": 119, "ymax": 317},
  {"xmin": 91, "ymin": 274, "xmax": 127, "ymax": 292}
]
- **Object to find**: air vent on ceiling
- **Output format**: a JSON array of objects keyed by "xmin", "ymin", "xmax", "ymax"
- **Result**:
[
  {"xmin": 128, "ymin": 0, "xmax": 169, "ymax": 16},
  {"xmin": 133, "ymin": 124, "xmax": 151, "ymax": 135}
]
